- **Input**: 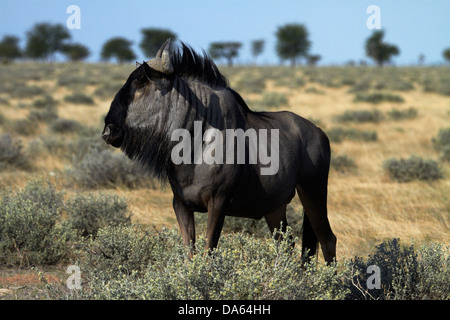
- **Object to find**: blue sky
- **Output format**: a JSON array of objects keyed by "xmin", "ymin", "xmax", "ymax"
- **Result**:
[{"xmin": 0, "ymin": 0, "xmax": 449, "ymax": 65}]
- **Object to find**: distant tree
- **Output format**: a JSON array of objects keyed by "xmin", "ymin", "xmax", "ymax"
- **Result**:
[
  {"xmin": 443, "ymin": 48, "xmax": 450, "ymax": 64},
  {"xmin": 25, "ymin": 23, "xmax": 71, "ymax": 60},
  {"xmin": 140, "ymin": 28, "xmax": 177, "ymax": 58},
  {"xmin": 418, "ymin": 54, "xmax": 425, "ymax": 66},
  {"xmin": 275, "ymin": 23, "xmax": 311, "ymax": 66},
  {"xmin": 61, "ymin": 43, "xmax": 90, "ymax": 62},
  {"xmin": 251, "ymin": 39, "xmax": 265, "ymax": 64},
  {"xmin": 0, "ymin": 35, "xmax": 22, "ymax": 62},
  {"xmin": 365, "ymin": 30, "xmax": 399, "ymax": 67},
  {"xmin": 307, "ymin": 54, "xmax": 321, "ymax": 66},
  {"xmin": 101, "ymin": 37, "xmax": 136, "ymax": 63},
  {"xmin": 208, "ymin": 42, "xmax": 242, "ymax": 67}
]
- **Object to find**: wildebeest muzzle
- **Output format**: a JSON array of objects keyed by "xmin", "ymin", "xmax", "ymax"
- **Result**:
[{"xmin": 102, "ymin": 124, "xmax": 124, "ymax": 148}]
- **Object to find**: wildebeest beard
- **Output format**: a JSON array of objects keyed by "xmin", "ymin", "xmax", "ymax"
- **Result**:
[{"xmin": 120, "ymin": 95, "xmax": 175, "ymax": 181}]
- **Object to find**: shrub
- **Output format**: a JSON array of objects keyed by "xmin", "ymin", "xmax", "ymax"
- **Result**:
[
  {"xmin": 66, "ymin": 193, "xmax": 131, "ymax": 237},
  {"xmin": 50, "ymin": 118, "xmax": 83, "ymax": 134},
  {"xmin": 0, "ymin": 180, "xmax": 74, "ymax": 266},
  {"xmin": 335, "ymin": 110, "xmax": 383, "ymax": 123},
  {"xmin": 9, "ymin": 118, "xmax": 40, "ymax": 136},
  {"xmin": 234, "ymin": 73, "xmax": 266, "ymax": 93},
  {"xmin": 432, "ymin": 128, "xmax": 450, "ymax": 162},
  {"xmin": 327, "ymin": 127, "xmax": 377, "ymax": 143},
  {"xmin": 257, "ymin": 92, "xmax": 288, "ymax": 109},
  {"xmin": 93, "ymin": 82, "xmax": 123, "ymax": 99},
  {"xmin": 11, "ymin": 85, "xmax": 45, "ymax": 98},
  {"xmin": 439, "ymin": 145, "xmax": 450, "ymax": 162},
  {"xmin": 387, "ymin": 107, "xmax": 418, "ymax": 120},
  {"xmin": 64, "ymin": 93, "xmax": 94, "ymax": 105},
  {"xmin": 0, "ymin": 111, "xmax": 6, "ymax": 125},
  {"xmin": 32, "ymin": 95, "xmax": 57, "ymax": 108},
  {"xmin": 354, "ymin": 92, "xmax": 404, "ymax": 104},
  {"xmin": 432, "ymin": 127, "xmax": 450, "ymax": 151},
  {"xmin": 349, "ymin": 238, "xmax": 449, "ymax": 300},
  {"xmin": 45, "ymin": 227, "xmax": 449, "ymax": 300},
  {"xmin": 58, "ymin": 226, "xmax": 350, "ymax": 300},
  {"xmin": 27, "ymin": 106, "xmax": 58, "ymax": 123},
  {"xmin": 28, "ymin": 135, "xmax": 68, "ymax": 159},
  {"xmin": 67, "ymin": 148, "xmax": 152, "ymax": 189},
  {"xmin": 274, "ymin": 76, "xmax": 306, "ymax": 89},
  {"xmin": 331, "ymin": 154, "xmax": 357, "ymax": 173},
  {"xmin": 304, "ymin": 86, "xmax": 325, "ymax": 94},
  {"xmin": 0, "ymin": 97, "xmax": 10, "ymax": 106},
  {"xmin": 383, "ymin": 156, "xmax": 443, "ymax": 182},
  {"xmin": 0, "ymin": 133, "xmax": 30, "ymax": 170}
]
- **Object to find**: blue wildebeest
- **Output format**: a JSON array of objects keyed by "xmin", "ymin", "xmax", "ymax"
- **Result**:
[{"xmin": 102, "ymin": 39, "xmax": 336, "ymax": 263}]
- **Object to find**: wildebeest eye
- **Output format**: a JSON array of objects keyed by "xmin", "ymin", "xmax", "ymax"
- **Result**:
[
  {"xmin": 133, "ymin": 79, "xmax": 146, "ymax": 88},
  {"xmin": 133, "ymin": 71, "xmax": 149, "ymax": 89}
]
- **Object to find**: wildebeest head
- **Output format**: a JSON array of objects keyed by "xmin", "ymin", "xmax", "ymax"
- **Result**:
[{"xmin": 102, "ymin": 39, "xmax": 174, "ymax": 148}]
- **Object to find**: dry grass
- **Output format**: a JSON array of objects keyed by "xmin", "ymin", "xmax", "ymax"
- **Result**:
[{"xmin": 0, "ymin": 63, "xmax": 448, "ymax": 260}]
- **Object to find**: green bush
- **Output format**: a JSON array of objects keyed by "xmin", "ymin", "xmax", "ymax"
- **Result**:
[
  {"xmin": 66, "ymin": 193, "xmax": 131, "ymax": 237},
  {"xmin": 234, "ymin": 73, "xmax": 266, "ymax": 93},
  {"xmin": 354, "ymin": 92, "xmax": 404, "ymax": 104},
  {"xmin": 50, "ymin": 118, "xmax": 83, "ymax": 134},
  {"xmin": 274, "ymin": 76, "xmax": 305, "ymax": 89},
  {"xmin": 0, "ymin": 133, "xmax": 30, "ymax": 170},
  {"xmin": 60, "ymin": 226, "xmax": 350, "ymax": 300},
  {"xmin": 0, "ymin": 97, "xmax": 10, "ymax": 106},
  {"xmin": 0, "ymin": 180, "xmax": 74, "ymax": 266},
  {"xmin": 257, "ymin": 92, "xmax": 288, "ymax": 109},
  {"xmin": 0, "ymin": 111, "xmax": 6, "ymax": 124},
  {"xmin": 349, "ymin": 239, "xmax": 449, "ymax": 300},
  {"xmin": 331, "ymin": 154, "xmax": 357, "ymax": 173},
  {"xmin": 327, "ymin": 127, "xmax": 377, "ymax": 143},
  {"xmin": 11, "ymin": 85, "xmax": 46, "ymax": 98},
  {"xmin": 46, "ymin": 226, "xmax": 449, "ymax": 300},
  {"xmin": 32, "ymin": 95, "xmax": 57, "ymax": 109},
  {"xmin": 383, "ymin": 156, "xmax": 443, "ymax": 182},
  {"xmin": 64, "ymin": 93, "xmax": 94, "ymax": 105},
  {"xmin": 9, "ymin": 118, "xmax": 40, "ymax": 136},
  {"xmin": 304, "ymin": 86, "xmax": 325, "ymax": 94},
  {"xmin": 432, "ymin": 127, "xmax": 450, "ymax": 161},
  {"xmin": 387, "ymin": 107, "xmax": 418, "ymax": 120},
  {"xmin": 28, "ymin": 135, "xmax": 68, "ymax": 159},
  {"xmin": 27, "ymin": 106, "xmax": 58, "ymax": 123},
  {"xmin": 66, "ymin": 148, "xmax": 152, "ymax": 189},
  {"xmin": 335, "ymin": 110, "xmax": 383, "ymax": 123}
]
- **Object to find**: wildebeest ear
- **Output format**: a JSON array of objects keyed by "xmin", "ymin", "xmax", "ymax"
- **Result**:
[
  {"xmin": 142, "ymin": 61, "xmax": 160, "ymax": 80},
  {"xmin": 136, "ymin": 61, "xmax": 142, "ymax": 68}
]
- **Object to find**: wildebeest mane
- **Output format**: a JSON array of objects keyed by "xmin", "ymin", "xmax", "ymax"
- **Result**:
[
  {"xmin": 171, "ymin": 42, "xmax": 253, "ymax": 114},
  {"xmin": 171, "ymin": 42, "xmax": 229, "ymax": 89}
]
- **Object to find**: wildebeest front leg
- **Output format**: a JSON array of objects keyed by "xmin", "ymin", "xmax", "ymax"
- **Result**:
[
  {"xmin": 206, "ymin": 199, "xmax": 226, "ymax": 252},
  {"xmin": 173, "ymin": 196, "xmax": 195, "ymax": 257}
]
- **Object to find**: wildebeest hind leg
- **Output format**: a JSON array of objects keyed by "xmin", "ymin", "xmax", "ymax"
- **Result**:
[{"xmin": 297, "ymin": 184, "xmax": 336, "ymax": 264}]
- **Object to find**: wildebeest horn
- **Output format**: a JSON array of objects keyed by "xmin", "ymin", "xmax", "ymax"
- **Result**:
[{"xmin": 147, "ymin": 38, "xmax": 174, "ymax": 74}]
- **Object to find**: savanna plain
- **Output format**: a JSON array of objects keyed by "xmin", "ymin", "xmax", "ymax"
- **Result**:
[{"xmin": 0, "ymin": 63, "xmax": 448, "ymax": 300}]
